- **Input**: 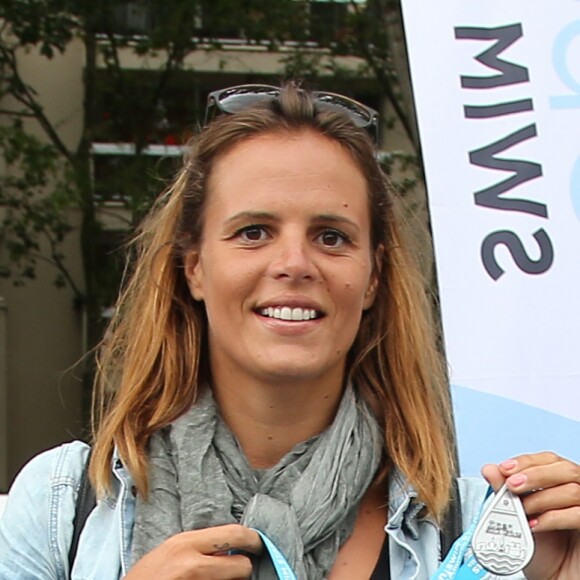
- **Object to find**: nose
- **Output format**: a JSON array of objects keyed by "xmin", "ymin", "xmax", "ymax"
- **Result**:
[{"xmin": 268, "ymin": 233, "xmax": 318, "ymax": 282}]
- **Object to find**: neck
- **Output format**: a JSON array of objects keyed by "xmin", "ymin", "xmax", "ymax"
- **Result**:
[{"xmin": 210, "ymin": 371, "xmax": 345, "ymax": 469}]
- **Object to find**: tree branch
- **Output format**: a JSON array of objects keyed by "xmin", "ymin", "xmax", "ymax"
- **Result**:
[
  {"xmin": 0, "ymin": 109, "xmax": 37, "ymax": 117},
  {"xmin": 0, "ymin": 45, "xmax": 74, "ymax": 163},
  {"xmin": 147, "ymin": 41, "xmax": 185, "ymax": 141},
  {"xmin": 40, "ymin": 224, "xmax": 84, "ymax": 301},
  {"xmin": 348, "ymin": 0, "xmax": 418, "ymax": 150}
]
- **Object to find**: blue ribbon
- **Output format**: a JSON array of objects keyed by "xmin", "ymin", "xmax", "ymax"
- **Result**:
[
  {"xmin": 430, "ymin": 486, "xmax": 493, "ymax": 580},
  {"xmin": 240, "ymin": 485, "xmax": 494, "ymax": 580},
  {"xmin": 250, "ymin": 528, "xmax": 297, "ymax": 580}
]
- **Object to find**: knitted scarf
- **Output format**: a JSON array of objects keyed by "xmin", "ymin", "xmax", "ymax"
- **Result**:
[{"xmin": 131, "ymin": 386, "xmax": 381, "ymax": 579}]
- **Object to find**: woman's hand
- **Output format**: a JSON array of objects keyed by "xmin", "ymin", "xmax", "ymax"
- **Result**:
[
  {"xmin": 124, "ymin": 524, "xmax": 263, "ymax": 579},
  {"xmin": 482, "ymin": 452, "xmax": 580, "ymax": 580}
]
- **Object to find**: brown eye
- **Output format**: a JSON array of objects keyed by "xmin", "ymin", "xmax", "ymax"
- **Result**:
[
  {"xmin": 238, "ymin": 225, "xmax": 268, "ymax": 242},
  {"xmin": 319, "ymin": 229, "xmax": 348, "ymax": 248}
]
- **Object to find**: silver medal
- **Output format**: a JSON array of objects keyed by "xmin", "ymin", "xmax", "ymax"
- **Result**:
[{"xmin": 471, "ymin": 483, "xmax": 535, "ymax": 576}]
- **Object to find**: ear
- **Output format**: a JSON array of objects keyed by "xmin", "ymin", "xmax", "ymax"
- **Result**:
[
  {"xmin": 363, "ymin": 244, "xmax": 384, "ymax": 311},
  {"xmin": 183, "ymin": 250, "xmax": 205, "ymax": 301}
]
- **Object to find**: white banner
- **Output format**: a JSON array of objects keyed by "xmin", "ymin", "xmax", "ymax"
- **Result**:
[{"xmin": 400, "ymin": 1, "xmax": 580, "ymax": 475}]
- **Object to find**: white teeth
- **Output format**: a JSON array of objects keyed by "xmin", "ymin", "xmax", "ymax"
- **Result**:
[{"xmin": 260, "ymin": 307, "xmax": 319, "ymax": 321}]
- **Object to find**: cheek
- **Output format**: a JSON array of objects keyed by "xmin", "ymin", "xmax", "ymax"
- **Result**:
[
  {"xmin": 331, "ymin": 284, "xmax": 367, "ymax": 337},
  {"xmin": 340, "ymin": 274, "xmax": 372, "ymax": 306},
  {"xmin": 203, "ymin": 262, "xmax": 262, "ymax": 311}
]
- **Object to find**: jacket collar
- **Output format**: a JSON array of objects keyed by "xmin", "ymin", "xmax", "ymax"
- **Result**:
[{"xmin": 387, "ymin": 468, "xmax": 435, "ymax": 540}]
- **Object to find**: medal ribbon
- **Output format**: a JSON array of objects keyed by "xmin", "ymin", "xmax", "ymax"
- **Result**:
[
  {"xmin": 430, "ymin": 486, "xmax": 494, "ymax": 579},
  {"xmin": 238, "ymin": 486, "xmax": 495, "ymax": 580},
  {"xmin": 249, "ymin": 528, "xmax": 298, "ymax": 580}
]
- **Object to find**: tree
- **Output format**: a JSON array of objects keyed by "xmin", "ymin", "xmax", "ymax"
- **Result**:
[
  {"xmin": 0, "ymin": 0, "xmax": 425, "ymax": 409},
  {"xmin": 283, "ymin": 1, "xmax": 422, "ymax": 174},
  {"xmin": 0, "ymin": 120, "xmax": 78, "ymax": 293}
]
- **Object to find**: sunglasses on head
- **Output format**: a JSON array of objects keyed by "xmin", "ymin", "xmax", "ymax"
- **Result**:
[{"xmin": 204, "ymin": 84, "xmax": 379, "ymax": 144}]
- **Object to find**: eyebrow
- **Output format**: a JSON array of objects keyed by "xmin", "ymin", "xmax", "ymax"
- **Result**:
[
  {"xmin": 224, "ymin": 211, "xmax": 277, "ymax": 226},
  {"xmin": 224, "ymin": 211, "xmax": 360, "ymax": 231},
  {"xmin": 313, "ymin": 213, "xmax": 360, "ymax": 231}
]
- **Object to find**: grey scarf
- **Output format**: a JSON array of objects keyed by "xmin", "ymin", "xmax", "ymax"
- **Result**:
[{"xmin": 131, "ymin": 386, "xmax": 381, "ymax": 579}]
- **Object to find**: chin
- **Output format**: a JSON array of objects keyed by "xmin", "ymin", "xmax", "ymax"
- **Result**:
[
  {"xmin": 260, "ymin": 366, "xmax": 321, "ymax": 383},
  {"xmin": 256, "ymin": 359, "xmax": 340, "ymax": 386}
]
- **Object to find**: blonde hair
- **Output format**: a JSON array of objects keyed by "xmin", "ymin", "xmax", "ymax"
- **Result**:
[{"xmin": 90, "ymin": 85, "xmax": 455, "ymax": 519}]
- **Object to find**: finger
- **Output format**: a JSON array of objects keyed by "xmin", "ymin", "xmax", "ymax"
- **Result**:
[
  {"xmin": 527, "ymin": 506, "xmax": 580, "ymax": 533},
  {"xmin": 496, "ymin": 451, "xmax": 564, "ymax": 478},
  {"xmin": 179, "ymin": 524, "xmax": 263, "ymax": 556},
  {"xmin": 522, "ymin": 483, "xmax": 580, "ymax": 516},
  {"xmin": 503, "ymin": 461, "xmax": 580, "ymax": 495},
  {"xmin": 481, "ymin": 463, "xmax": 505, "ymax": 492},
  {"xmin": 195, "ymin": 554, "xmax": 254, "ymax": 579}
]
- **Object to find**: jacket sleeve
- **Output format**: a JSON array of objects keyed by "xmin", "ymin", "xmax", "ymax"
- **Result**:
[{"xmin": 0, "ymin": 441, "xmax": 90, "ymax": 580}]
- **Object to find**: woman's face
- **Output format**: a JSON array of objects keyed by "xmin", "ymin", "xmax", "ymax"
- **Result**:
[{"xmin": 184, "ymin": 130, "xmax": 378, "ymax": 389}]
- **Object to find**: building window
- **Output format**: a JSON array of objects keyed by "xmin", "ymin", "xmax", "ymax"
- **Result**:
[
  {"xmin": 194, "ymin": 1, "xmax": 244, "ymax": 40},
  {"xmin": 91, "ymin": 143, "xmax": 183, "ymax": 205},
  {"xmin": 92, "ymin": 71, "xmax": 206, "ymax": 145},
  {"xmin": 292, "ymin": 0, "xmax": 366, "ymax": 43},
  {"xmin": 94, "ymin": 0, "xmax": 243, "ymax": 40}
]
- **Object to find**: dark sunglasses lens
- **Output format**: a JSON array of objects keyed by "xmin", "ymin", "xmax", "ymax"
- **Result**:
[
  {"xmin": 315, "ymin": 95, "xmax": 373, "ymax": 128},
  {"xmin": 213, "ymin": 87, "xmax": 279, "ymax": 114}
]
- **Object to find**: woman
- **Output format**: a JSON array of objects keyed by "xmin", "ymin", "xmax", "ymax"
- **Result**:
[{"xmin": 0, "ymin": 84, "xmax": 579, "ymax": 579}]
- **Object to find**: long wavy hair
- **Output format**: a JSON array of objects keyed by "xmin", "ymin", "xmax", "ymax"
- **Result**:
[{"xmin": 90, "ymin": 85, "xmax": 455, "ymax": 519}]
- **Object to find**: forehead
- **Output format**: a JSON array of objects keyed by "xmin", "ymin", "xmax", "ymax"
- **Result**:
[{"xmin": 206, "ymin": 130, "xmax": 369, "ymax": 209}]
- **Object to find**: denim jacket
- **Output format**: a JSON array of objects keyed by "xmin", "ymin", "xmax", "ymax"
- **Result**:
[{"xmin": 0, "ymin": 441, "xmax": 525, "ymax": 579}]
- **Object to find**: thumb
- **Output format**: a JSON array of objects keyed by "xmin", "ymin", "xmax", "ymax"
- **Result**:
[{"xmin": 481, "ymin": 463, "xmax": 506, "ymax": 492}]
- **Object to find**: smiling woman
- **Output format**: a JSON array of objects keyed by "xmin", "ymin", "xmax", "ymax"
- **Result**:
[{"xmin": 1, "ymin": 83, "xmax": 580, "ymax": 580}]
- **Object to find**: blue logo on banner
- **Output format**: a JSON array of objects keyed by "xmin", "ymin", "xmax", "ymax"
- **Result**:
[
  {"xmin": 452, "ymin": 385, "xmax": 580, "ymax": 476},
  {"xmin": 549, "ymin": 19, "xmax": 580, "ymax": 222},
  {"xmin": 549, "ymin": 19, "xmax": 580, "ymax": 109}
]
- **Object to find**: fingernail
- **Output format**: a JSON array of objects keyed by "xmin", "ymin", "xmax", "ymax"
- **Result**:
[
  {"xmin": 500, "ymin": 459, "xmax": 517, "ymax": 471},
  {"xmin": 528, "ymin": 518, "xmax": 539, "ymax": 530},
  {"xmin": 508, "ymin": 473, "xmax": 527, "ymax": 488}
]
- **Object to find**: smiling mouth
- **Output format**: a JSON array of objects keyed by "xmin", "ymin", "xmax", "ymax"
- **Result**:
[{"xmin": 258, "ymin": 306, "xmax": 322, "ymax": 321}]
